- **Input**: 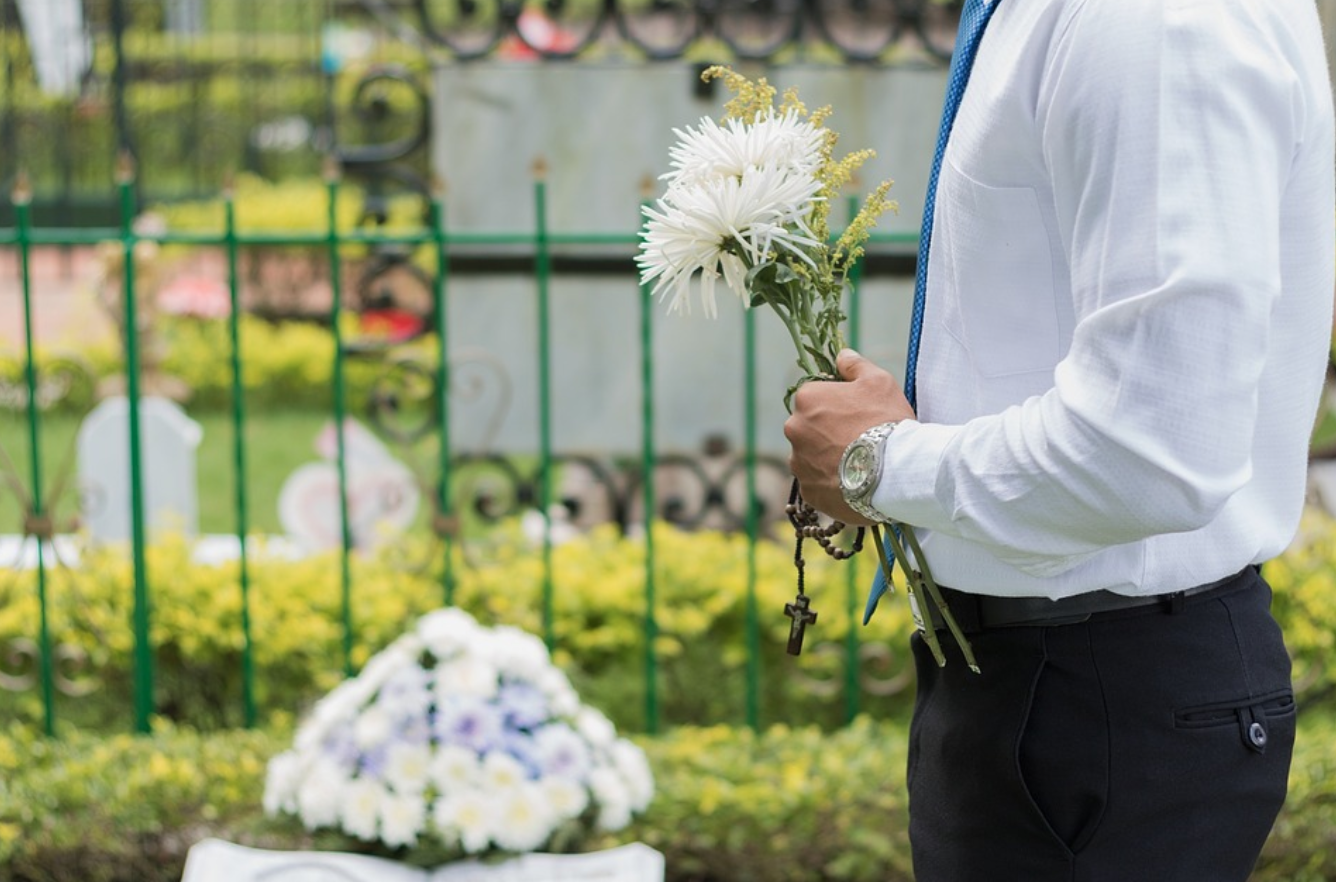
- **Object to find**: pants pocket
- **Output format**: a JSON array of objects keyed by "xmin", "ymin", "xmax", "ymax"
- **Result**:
[
  {"xmin": 1174, "ymin": 689, "xmax": 1296, "ymax": 755},
  {"xmin": 1015, "ymin": 630, "xmax": 1110, "ymax": 855}
]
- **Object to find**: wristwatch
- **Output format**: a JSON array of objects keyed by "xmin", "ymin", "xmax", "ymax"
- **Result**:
[{"xmin": 839, "ymin": 421, "xmax": 899, "ymax": 523}]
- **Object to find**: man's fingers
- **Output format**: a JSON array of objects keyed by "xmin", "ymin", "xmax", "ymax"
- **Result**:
[
  {"xmin": 838, "ymin": 348, "xmax": 882, "ymax": 382},
  {"xmin": 836, "ymin": 348, "xmax": 864, "ymax": 381}
]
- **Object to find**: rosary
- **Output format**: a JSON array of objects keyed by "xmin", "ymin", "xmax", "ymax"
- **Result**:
[{"xmin": 783, "ymin": 478, "xmax": 865, "ymax": 656}]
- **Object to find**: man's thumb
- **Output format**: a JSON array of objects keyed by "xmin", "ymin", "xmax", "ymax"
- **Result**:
[{"xmin": 837, "ymin": 348, "xmax": 870, "ymax": 381}]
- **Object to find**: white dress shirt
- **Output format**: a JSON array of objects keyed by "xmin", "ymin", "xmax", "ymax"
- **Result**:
[{"xmin": 871, "ymin": 0, "xmax": 1336, "ymax": 599}]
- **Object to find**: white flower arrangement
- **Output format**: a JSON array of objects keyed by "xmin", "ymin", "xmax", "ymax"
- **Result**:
[
  {"xmin": 638, "ymin": 67, "xmax": 978, "ymax": 672},
  {"xmin": 263, "ymin": 608, "xmax": 654, "ymax": 860}
]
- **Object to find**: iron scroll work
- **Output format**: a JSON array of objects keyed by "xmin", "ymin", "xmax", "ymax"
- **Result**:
[
  {"xmin": 329, "ymin": 64, "xmax": 799, "ymax": 539},
  {"xmin": 414, "ymin": 0, "xmax": 965, "ymax": 63}
]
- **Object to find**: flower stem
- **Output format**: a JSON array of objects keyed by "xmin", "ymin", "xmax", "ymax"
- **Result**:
[
  {"xmin": 902, "ymin": 525, "xmax": 979, "ymax": 673},
  {"xmin": 766, "ymin": 299, "xmax": 821, "ymax": 377},
  {"xmin": 881, "ymin": 523, "xmax": 947, "ymax": 668}
]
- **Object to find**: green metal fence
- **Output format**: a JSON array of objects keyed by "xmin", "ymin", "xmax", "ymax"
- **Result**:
[{"xmin": 1, "ymin": 156, "xmax": 918, "ymax": 738}]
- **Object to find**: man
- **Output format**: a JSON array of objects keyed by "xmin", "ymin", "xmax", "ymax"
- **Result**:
[{"xmin": 783, "ymin": 1, "xmax": 1335, "ymax": 879}]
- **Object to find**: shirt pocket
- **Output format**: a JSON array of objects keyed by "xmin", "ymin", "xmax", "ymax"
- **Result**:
[{"xmin": 940, "ymin": 162, "xmax": 1062, "ymax": 379}]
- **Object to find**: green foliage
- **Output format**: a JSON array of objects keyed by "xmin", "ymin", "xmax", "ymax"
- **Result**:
[
  {"xmin": 1261, "ymin": 508, "xmax": 1336, "ymax": 707},
  {"xmin": 0, "ymin": 523, "xmax": 916, "ymax": 734},
  {"xmin": 3, "ymin": 713, "xmax": 1336, "ymax": 882},
  {"xmin": 1255, "ymin": 711, "xmax": 1336, "ymax": 882},
  {"xmin": 157, "ymin": 174, "xmax": 430, "ymax": 240},
  {"xmin": 0, "ymin": 316, "xmax": 428, "ymax": 415},
  {"xmin": 0, "ymin": 720, "xmax": 289, "ymax": 882},
  {"xmin": 624, "ymin": 718, "xmax": 913, "ymax": 882},
  {"xmin": 6, "ymin": 509, "xmax": 1336, "ymax": 737},
  {"xmin": 155, "ymin": 314, "xmax": 393, "ymax": 412}
]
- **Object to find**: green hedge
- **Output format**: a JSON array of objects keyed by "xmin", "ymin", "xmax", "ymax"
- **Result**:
[
  {"xmin": 2, "ymin": 713, "xmax": 1334, "ymax": 882},
  {"xmin": 0, "ymin": 524, "xmax": 914, "ymax": 733},
  {"xmin": 5, "ymin": 510, "xmax": 1336, "ymax": 736},
  {"xmin": 0, "ymin": 314, "xmax": 425, "ymax": 416}
]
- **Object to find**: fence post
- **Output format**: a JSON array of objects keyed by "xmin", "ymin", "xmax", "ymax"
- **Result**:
[
  {"xmin": 430, "ymin": 181, "xmax": 456, "ymax": 607},
  {"xmin": 324, "ymin": 157, "xmax": 355, "ymax": 678},
  {"xmin": 638, "ymin": 180, "xmax": 659, "ymax": 735},
  {"xmin": 14, "ymin": 172, "xmax": 55, "ymax": 736},
  {"xmin": 109, "ymin": 0, "xmax": 136, "ymax": 201},
  {"xmin": 744, "ymin": 309, "xmax": 760, "ymax": 732},
  {"xmin": 844, "ymin": 196, "xmax": 864, "ymax": 725},
  {"xmin": 224, "ymin": 179, "xmax": 257, "ymax": 728},
  {"xmin": 533, "ymin": 158, "xmax": 555, "ymax": 651},
  {"xmin": 117, "ymin": 153, "xmax": 154, "ymax": 733}
]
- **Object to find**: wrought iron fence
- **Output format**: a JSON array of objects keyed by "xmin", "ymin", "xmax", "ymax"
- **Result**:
[
  {"xmin": 414, "ymin": 0, "xmax": 964, "ymax": 62},
  {"xmin": 0, "ymin": 156, "xmax": 922, "ymax": 738},
  {"xmin": 0, "ymin": 0, "xmax": 959, "ymax": 224}
]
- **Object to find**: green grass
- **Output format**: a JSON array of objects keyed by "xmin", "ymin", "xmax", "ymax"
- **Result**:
[{"xmin": 0, "ymin": 408, "xmax": 334, "ymax": 536}]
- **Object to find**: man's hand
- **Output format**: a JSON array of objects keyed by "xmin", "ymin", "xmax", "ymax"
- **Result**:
[{"xmin": 783, "ymin": 349, "xmax": 915, "ymax": 525}]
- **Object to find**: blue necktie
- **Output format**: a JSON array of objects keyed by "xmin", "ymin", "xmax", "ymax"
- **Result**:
[{"xmin": 864, "ymin": 0, "xmax": 1002, "ymax": 625}]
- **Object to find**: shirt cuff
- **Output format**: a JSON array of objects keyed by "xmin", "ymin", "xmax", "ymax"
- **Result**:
[{"xmin": 870, "ymin": 420, "xmax": 958, "ymax": 532}]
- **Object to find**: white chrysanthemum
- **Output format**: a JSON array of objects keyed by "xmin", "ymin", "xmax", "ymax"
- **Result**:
[
  {"xmin": 341, "ymin": 777, "xmax": 387, "ymax": 841},
  {"xmin": 434, "ymin": 656, "xmax": 499, "ymax": 700},
  {"xmin": 662, "ymin": 112, "xmax": 825, "ymax": 190},
  {"xmin": 540, "ymin": 774, "xmax": 590, "ymax": 821},
  {"xmin": 429, "ymin": 743, "xmax": 481, "ymax": 793},
  {"xmin": 294, "ymin": 757, "xmax": 347, "ymax": 830},
  {"xmin": 534, "ymin": 723, "xmax": 592, "ymax": 782},
  {"xmin": 380, "ymin": 791, "xmax": 427, "ymax": 848},
  {"xmin": 611, "ymin": 740, "xmax": 655, "ymax": 811},
  {"xmin": 377, "ymin": 664, "xmax": 432, "ymax": 718},
  {"xmin": 485, "ymin": 625, "xmax": 553, "ymax": 682},
  {"xmin": 575, "ymin": 707, "xmax": 617, "ymax": 749},
  {"xmin": 262, "ymin": 751, "xmax": 301, "ymax": 815},
  {"xmin": 384, "ymin": 742, "xmax": 432, "ymax": 796},
  {"xmin": 353, "ymin": 705, "xmax": 394, "ymax": 751},
  {"xmin": 418, "ymin": 607, "xmax": 486, "ymax": 657},
  {"xmin": 357, "ymin": 638, "xmax": 422, "ymax": 695},
  {"xmin": 535, "ymin": 666, "xmax": 579, "ymax": 717},
  {"xmin": 492, "ymin": 783, "xmax": 556, "ymax": 853},
  {"xmin": 296, "ymin": 681, "xmax": 366, "ymax": 751},
  {"xmin": 590, "ymin": 767, "xmax": 632, "ymax": 832},
  {"xmin": 637, "ymin": 164, "xmax": 823, "ymax": 318},
  {"xmin": 434, "ymin": 791, "xmax": 496, "ymax": 854},
  {"xmin": 481, "ymin": 751, "xmax": 528, "ymax": 793}
]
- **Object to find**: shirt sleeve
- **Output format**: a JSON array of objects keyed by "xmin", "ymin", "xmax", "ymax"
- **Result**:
[{"xmin": 872, "ymin": 0, "xmax": 1308, "ymax": 577}]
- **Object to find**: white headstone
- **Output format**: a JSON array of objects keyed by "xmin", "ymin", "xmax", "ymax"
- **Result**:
[
  {"xmin": 278, "ymin": 418, "xmax": 419, "ymax": 552},
  {"xmin": 77, "ymin": 396, "xmax": 203, "ymax": 543}
]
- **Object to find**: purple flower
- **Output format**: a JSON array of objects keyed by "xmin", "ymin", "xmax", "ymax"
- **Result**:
[
  {"xmin": 533, "ymin": 723, "xmax": 592, "ymax": 782},
  {"xmin": 499, "ymin": 729, "xmax": 543, "ymax": 779},
  {"xmin": 497, "ymin": 682, "xmax": 550, "ymax": 730},
  {"xmin": 398, "ymin": 711, "xmax": 432, "ymax": 746},
  {"xmin": 435, "ymin": 695, "xmax": 504, "ymax": 753},
  {"xmin": 322, "ymin": 728, "xmax": 360, "ymax": 771},
  {"xmin": 359, "ymin": 743, "xmax": 390, "ymax": 779}
]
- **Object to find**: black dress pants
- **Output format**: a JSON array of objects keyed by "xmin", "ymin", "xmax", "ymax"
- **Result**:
[{"xmin": 907, "ymin": 568, "xmax": 1294, "ymax": 882}]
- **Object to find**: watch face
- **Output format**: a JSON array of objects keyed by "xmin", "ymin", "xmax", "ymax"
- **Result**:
[{"xmin": 841, "ymin": 443, "xmax": 875, "ymax": 495}]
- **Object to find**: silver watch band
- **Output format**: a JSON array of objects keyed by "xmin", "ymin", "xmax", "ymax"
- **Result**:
[{"xmin": 841, "ymin": 421, "xmax": 898, "ymax": 523}]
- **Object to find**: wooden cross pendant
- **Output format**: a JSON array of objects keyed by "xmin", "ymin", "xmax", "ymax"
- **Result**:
[{"xmin": 784, "ymin": 594, "xmax": 818, "ymax": 656}]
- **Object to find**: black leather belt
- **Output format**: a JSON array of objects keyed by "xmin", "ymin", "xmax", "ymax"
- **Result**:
[{"xmin": 922, "ymin": 567, "xmax": 1257, "ymax": 633}]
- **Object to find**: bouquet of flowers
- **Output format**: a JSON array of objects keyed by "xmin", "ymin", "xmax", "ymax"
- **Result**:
[
  {"xmin": 263, "ymin": 608, "xmax": 654, "ymax": 861},
  {"xmin": 637, "ymin": 67, "xmax": 976, "ymax": 671}
]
